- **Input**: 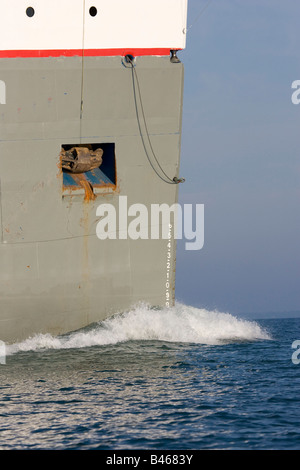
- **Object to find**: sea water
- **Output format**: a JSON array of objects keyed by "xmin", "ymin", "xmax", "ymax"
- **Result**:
[{"xmin": 1, "ymin": 303, "xmax": 300, "ymax": 450}]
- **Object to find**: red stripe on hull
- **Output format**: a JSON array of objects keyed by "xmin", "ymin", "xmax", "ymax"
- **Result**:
[{"xmin": 0, "ymin": 48, "xmax": 173, "ymax": 58}]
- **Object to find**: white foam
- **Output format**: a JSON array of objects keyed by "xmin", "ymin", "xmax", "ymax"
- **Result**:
[{"xmin": 6, "ymin": 303, "xmax": 271, "ymax": 355}]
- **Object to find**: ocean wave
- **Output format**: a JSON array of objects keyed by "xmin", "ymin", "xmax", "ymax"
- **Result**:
[{"xmin": 7, "ymin": 303, "xmax": 271, "ymax": 355}]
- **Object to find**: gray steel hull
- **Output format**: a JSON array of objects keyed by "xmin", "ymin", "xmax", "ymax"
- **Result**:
[{"xmin": 0, "ymin": 55, "xmax": 184, "ymax": 343}]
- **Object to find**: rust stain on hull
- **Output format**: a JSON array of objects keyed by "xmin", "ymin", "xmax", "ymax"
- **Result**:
[{"xmin": 71, "ymin": 174, "xmax": 96, "ymax": 201}]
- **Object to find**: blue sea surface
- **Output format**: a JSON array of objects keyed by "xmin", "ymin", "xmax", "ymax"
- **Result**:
[{"xmin": 1, "ymin": 303, "xmax": 300, "ymax": 450}]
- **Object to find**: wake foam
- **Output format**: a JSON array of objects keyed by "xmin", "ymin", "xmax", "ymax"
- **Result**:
[{"xmin": 7, "ymin": 303, "xmax": 271, "ymax": 355}]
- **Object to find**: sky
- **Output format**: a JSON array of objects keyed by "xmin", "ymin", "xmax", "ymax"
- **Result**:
[{"xmin": 175, "ymin": 0, "xmax": 300, "ymax": 316}]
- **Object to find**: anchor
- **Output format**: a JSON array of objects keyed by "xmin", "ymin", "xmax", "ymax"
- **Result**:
[{"xmin": 60, "ymin": 146, "xmax": 103, "ymax": 174}]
